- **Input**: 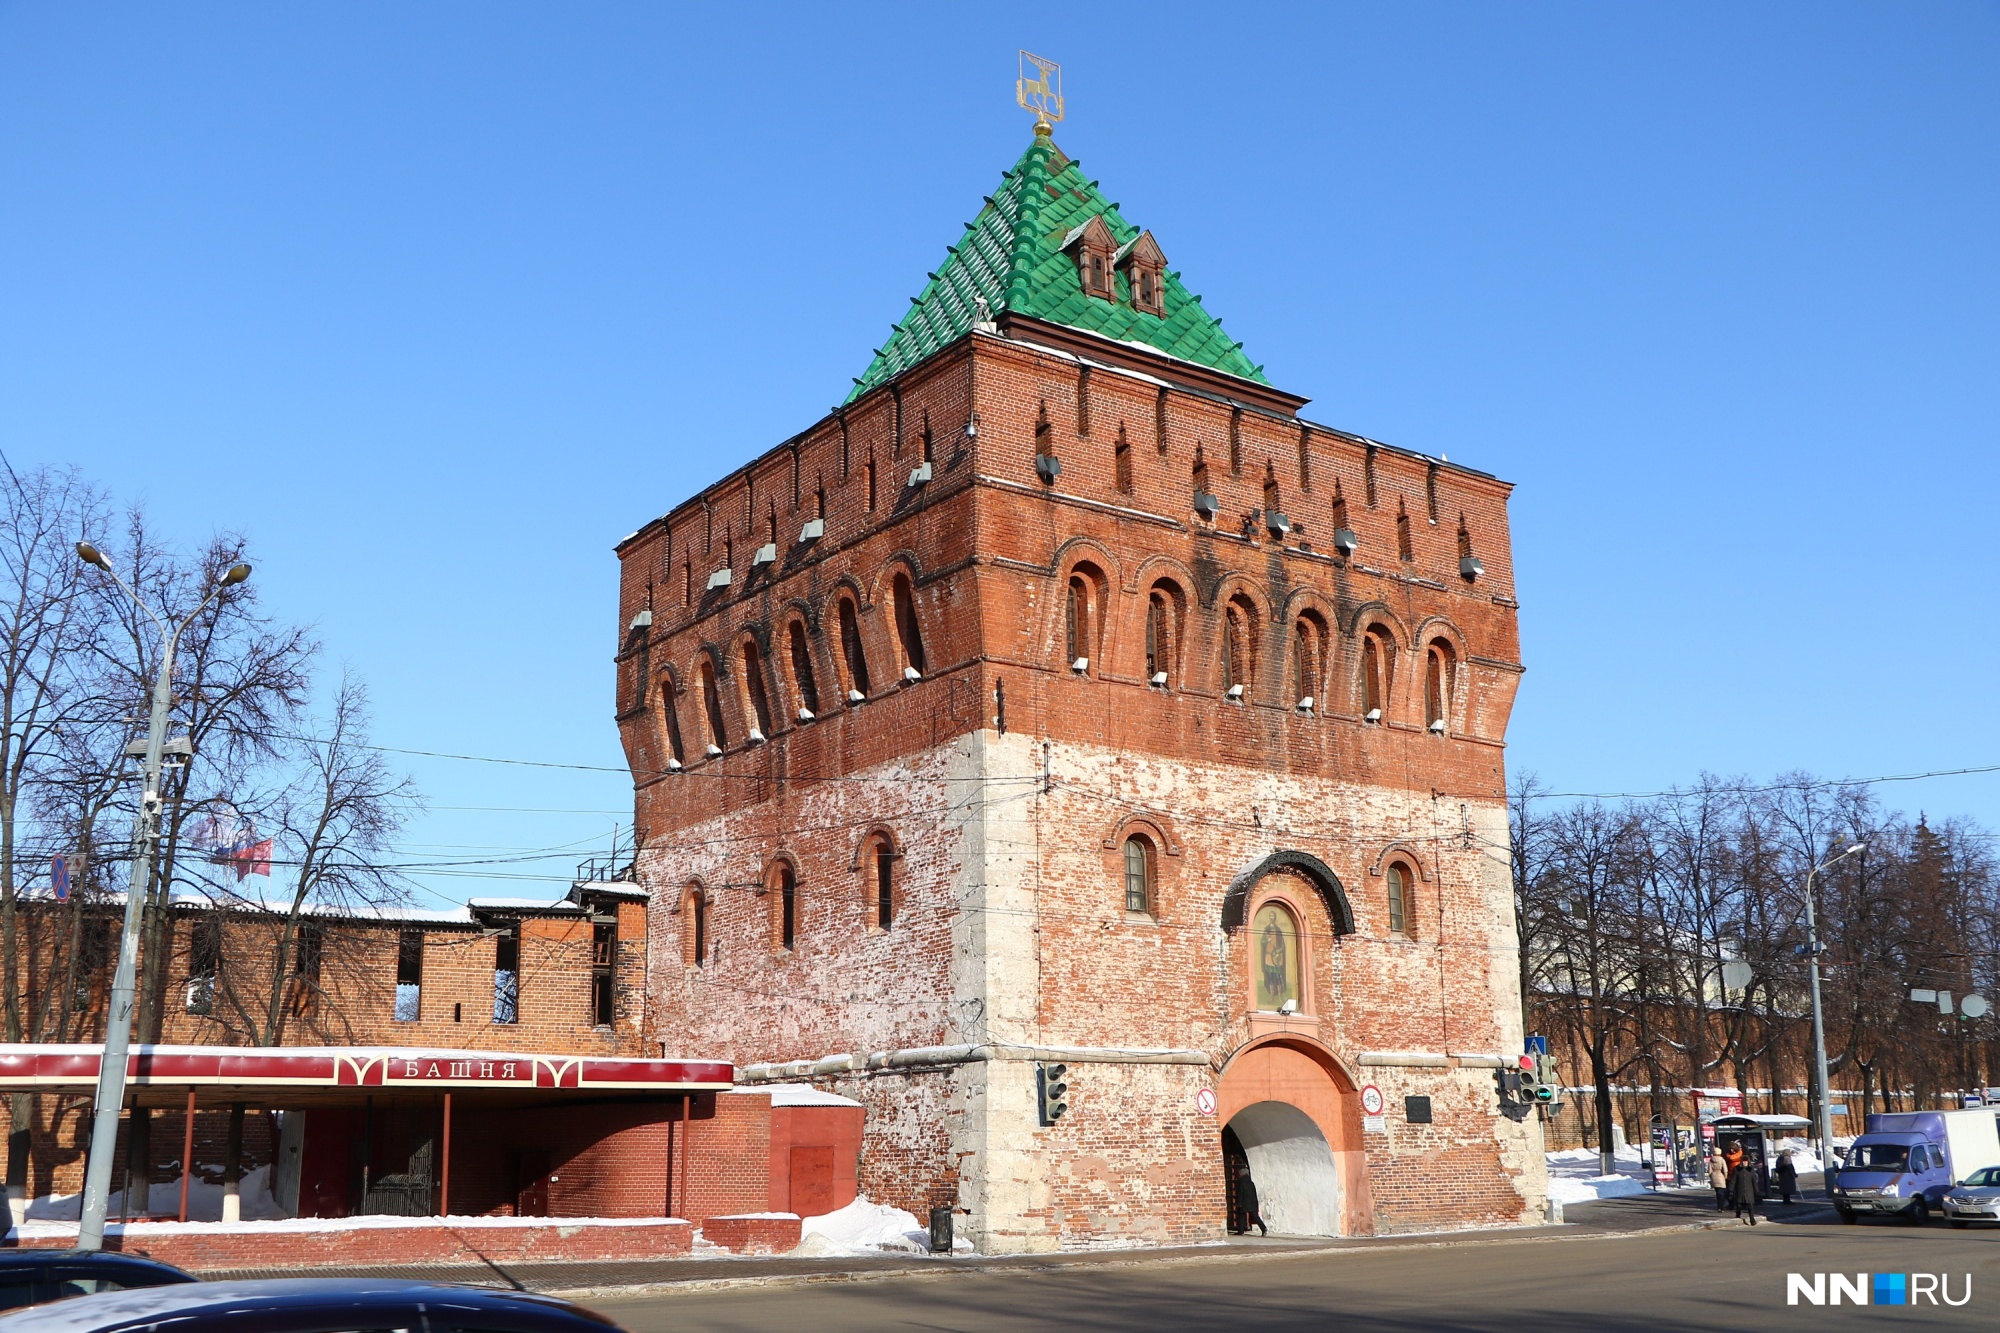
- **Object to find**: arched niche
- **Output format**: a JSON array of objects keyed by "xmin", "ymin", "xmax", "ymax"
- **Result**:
[{"xmin": 1221, "ymin": 850, "xmax": 1355, "ymax": 937}]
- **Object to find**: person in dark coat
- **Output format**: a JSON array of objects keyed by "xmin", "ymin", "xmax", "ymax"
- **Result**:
[
  {"xmin": 1773, "ymin": 1149, "xmax": 1799, "ymax": 1204},
  {"xmin": 1730, "ymin": 1157, "xmax": 1761, "ymax": 1225},
  {"xmin": 1233, "ymin": 1162, "xmax": 1269, "ymax": 1236}
]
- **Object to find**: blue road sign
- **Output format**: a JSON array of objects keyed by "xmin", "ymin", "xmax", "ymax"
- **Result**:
[
  {"xmin": 51, "ymin": 853, "xmax": 68, "ymax": 901},
  {"xmin": 1525, "ymin": 1035, "xmax": 1548, "ymax": 1055}
]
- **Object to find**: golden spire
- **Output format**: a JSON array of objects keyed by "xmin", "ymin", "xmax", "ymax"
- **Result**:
[{"xmin": 1017, "ymin": 51, "xmax": 1063, "ymax": 137}]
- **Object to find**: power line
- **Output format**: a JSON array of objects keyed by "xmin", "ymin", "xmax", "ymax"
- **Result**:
[{"xmin": 1525, "ymin": 763, "xmax": 2000, "ymax": 802}]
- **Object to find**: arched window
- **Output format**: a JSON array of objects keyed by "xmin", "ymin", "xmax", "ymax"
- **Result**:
[
  {"xmin": 699, "ymin": 658, "xmax": 728, "ymax": 751},
  {"xmin": 892, "ymin": 573, "xmax": 926, "ymax": 676},
  {"xmin": 741, "ymin": 640, "xmax": 772, "ymax": 739},
  {"xmin": 686, "ymin": 885, "xmax": 708, "ymax": 968},
  {"xmin": 1362, "ymin": 627, "xmax": 1393, "ymax": 720},
  {"xmin": 1425, "ymin": 639, "xmax": 1455, "ymax": 731},
  {"xmin": 1065, "ymin": 575, "xmax": 1092, "ymax": 670},
  {"xmin": 1250, "ymin": 901, "xmax": 1301, "ymax": 1013},
  {"xmin": 1222, "ymin": 596, "xmax": 1257, "ymax": 697},
  {"xmin": 659, "ymin": 673, "xmax": 686, "ymax": 767},
  {"xmin": 1123, "ymin": 836, "xmax": 1154, "ymax": 915},
  {"xmin": 774, "ymin": 863, "xmax": 797, "ymax": 951},
  {"xmin": 838, "ymin": 596, "xmax": 871, "ymax": 698},
  {"xmin": 1293, "ymin": 616, "xmax": 1325, "ymax": 708},
  {"xmin": 787, "ymin": 620, "xmax": 820, "ymax": 718},
  {"xmin": 868, "ymin": 837, "xmax": 897, "ymax": 931},
  {"xmin": 1145, "ymin": 587, "xmax": 1175, "ymax": 685},
  {"xmin": 1387, "ymin": 863, "xmax": 1411, "ymax": 936}
]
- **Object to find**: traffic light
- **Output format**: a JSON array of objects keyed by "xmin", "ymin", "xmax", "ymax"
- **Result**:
[
  {"xmin": 1494, "ymin": 1065, "xmax": 1528, "ymax": 1108},
  {"xmin": 1531, "ymin": 1053, "xmax": 1564, "ymax": 1108},
  {"xmin": 1037, "ymin": 1062, "xmax": 1069, "ymax": 1126}
]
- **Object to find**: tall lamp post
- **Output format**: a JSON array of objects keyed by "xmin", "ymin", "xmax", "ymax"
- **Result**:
[
  {"xmin": 1805, "ymin": 840, "xmax": 1866, "ymax": 1171},
  {"xmin": 72, "ymin": 543, "xmax": 249, "ymax": 1251}
]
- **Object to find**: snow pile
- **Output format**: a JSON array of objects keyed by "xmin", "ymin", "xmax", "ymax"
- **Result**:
[
  {"xmin": 25, "ymin": 1164, "xmax": 286, "ymax": 1223},
  {"xmin": 795, "ymin": 1197, "xmax": 969, "ymax": 1255},
  {"xmin": 1544, "ymin": 1146, "xmax": 1651, "ymax": 1205}
]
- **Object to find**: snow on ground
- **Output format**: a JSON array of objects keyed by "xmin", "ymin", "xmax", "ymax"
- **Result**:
[
  {"xmin": 1544, "ymin": 1147, "xmax": 1651, "ymax": 1205},
  {"xmin": 1545, "ymin": 1135, "xmax": 1847, "ymax": 1206},
  {"xmin": 25, "ymin": 1164, "xmax": 287, "ymax": 1223},
  {"xmin": 795, "ymin": 1197, "xmax": 971, "ymax": 1255}
]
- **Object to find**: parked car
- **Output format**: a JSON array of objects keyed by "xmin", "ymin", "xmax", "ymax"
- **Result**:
[
  {"xmin": 0, "ymin": 1278, "xmax": 624, "ymax": 1331},
  {"xmin": 0, "ymin": 1251, "xmax": 195, "ymax": 1314},
  {"xmin": 1832, "ymin": 1109, "xmax": 2000, "ymax": 1224},
  {"xmin": 1945, "ymin": 1165, "xmax": 2000, "ymax": 1227}
]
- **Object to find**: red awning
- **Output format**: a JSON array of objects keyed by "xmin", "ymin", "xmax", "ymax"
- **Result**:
[{"xmin": 0, "ymin": 1044, "xmax": 732, "ymax": 1094}]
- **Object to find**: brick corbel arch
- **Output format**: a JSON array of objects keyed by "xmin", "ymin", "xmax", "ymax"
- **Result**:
[
  {"xmin": 1366, "ymin": 841, "xmax": 1434, "ymax": 883},
  {"xmin": 1221, "ymin": 850, "xmax": 1355, "ymax": 936}
]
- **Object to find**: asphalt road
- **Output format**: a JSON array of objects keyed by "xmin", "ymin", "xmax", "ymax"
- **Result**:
[{"xmin": 590, "ymin": 1215, "xmax": 2000, "ymax": 1333}]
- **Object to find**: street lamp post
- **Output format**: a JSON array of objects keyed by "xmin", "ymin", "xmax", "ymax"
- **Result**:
[
  {"xmin": 1804, "ymin": 841, "xmax": 1866, "ymax": 1173},
  {"xmin": 72, "ymin": 543, "xmax": 248, "ymax": 1251}
]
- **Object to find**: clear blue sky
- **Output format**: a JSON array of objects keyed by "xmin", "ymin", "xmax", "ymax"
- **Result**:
[{"xmin": 3, "ymin": 4, "xmax": 1996, "ymax": 902}]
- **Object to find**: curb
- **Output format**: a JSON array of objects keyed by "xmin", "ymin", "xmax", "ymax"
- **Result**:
[{"xmin": 552, "ymin": 1212, "xmax": 1826, "ymax": 1303}]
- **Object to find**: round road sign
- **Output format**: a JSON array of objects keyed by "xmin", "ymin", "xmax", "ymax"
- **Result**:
[
  {"xmin": 1360, "ymin": 1084, "xmax": 1385, "ymax": 1116},
  {"xmin": 1195, "ymin": 1087, "xmax": 1217, "ymax": 1117}
]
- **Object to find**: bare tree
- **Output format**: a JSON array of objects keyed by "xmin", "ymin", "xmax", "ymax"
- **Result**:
[{"xmin": 0, "ymin": 460, "xmax": 106, "ymax": 1222}]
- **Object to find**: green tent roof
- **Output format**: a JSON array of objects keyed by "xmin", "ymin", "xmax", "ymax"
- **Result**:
[{"xmin": 847, "ymin": 134, "xmax": 1267, "ymax": 402}]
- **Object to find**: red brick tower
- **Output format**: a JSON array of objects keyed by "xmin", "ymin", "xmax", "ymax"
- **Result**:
[{"xmin": 614, "ymin": 123, "xmax": 1545, "ymax": 1251}]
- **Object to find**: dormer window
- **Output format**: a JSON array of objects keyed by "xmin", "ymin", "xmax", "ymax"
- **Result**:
[
  {"xmin": 1115, "ymin": 230, "xmax": 1167, "ymax": 317},
  {"xmin": 1063, "ymin": 215, "xmax": 1119, "ymax": 302}
]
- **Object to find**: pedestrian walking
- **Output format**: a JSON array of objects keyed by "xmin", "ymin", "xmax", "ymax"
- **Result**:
[
  {"xmin": 1233, "ymin": 1161, "xmax": 1269, "ymax": 1236},
  {"xmin": 1774, "ymin": 1149, "xmax": 1798, "ymax": 1205},
  {"xmin": 1708, "ymin": 1150, "xmax": 1730, "ymax": 1211},
  {"xmin": 1730, "ymin": 1157, "xmax": 1761, "ymax": 1225}
]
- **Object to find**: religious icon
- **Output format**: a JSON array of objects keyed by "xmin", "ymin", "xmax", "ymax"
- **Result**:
[{"xmin": 1252, "ymin": 902, "xmax": 1298, "ymax": 1012}]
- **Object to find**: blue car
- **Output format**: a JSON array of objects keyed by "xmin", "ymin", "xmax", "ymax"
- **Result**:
[
  {"xmin": 0, "ymin": 1250, "xmax": 196, "ymax": 1313},
  {"xmin": 0, "ymin": 1278, "xmax": 625, "ymax": 1331}
]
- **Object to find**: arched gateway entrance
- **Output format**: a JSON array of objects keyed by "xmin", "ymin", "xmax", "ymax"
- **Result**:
[{"xmin": 1216, "ymin": 1037, "xmax": 1372, "ymax": 1237}]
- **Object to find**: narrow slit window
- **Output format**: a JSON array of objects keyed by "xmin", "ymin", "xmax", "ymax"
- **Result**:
[
  {"xmin": 1123, "ymin": 837, "xmax": 1153, "ymax": 914},
  {"xmin": 778, "ymin": 864, "xmax": 797, "ymax": 951},
  {"xmin": 590, "ymin": 917, "xmax": 615, "ymax": 1026},
  {"xmin": 874, "ymin": 842, "xmax": 895, "ymax": 930},
  {"xmin": 1146, "ymin": 590, "xmax": 1171, "ymax": 683},
  {"xmin": 742, "ymin": 641, "xmax": 773, "ymax": 736},
  {"xmin": 185, "ymin": 914, "xmax": 221, "ymax": 1014},
  {"xmin": 892, "ymin": 574, "xmax": 926, "ymax": 675},
  {"xmin": 394, "ymin": 929, "xmax": 423, "ymax": 1022},
  {"xmin": 661, "ymin": 680, "xmax": 686, "ymax": 766},
  {"xmin": 839, "ymin": 598, "xmax": 871, "ymax": 697},
  {"xmin": 1114, "ymin": 426, "xmax": 1133, "ymax": 493},
  {"xmin": 493, "ymin": 923, "xmax": 520, "ymax": 1024},
  {"xmin": 788, "ymin": 621, "xmax": 820, "ymax": 716},
  {"xmin": 1066, "ymin": 576, "xmax": 1092, "ymax": 668},
  {"xmin": 700, "ymin": 659, "xmax": 728, "ymax": 749},
  {"xmin": 1388, "ymin": 864, "xmax": 1410, "ymax": 935},
  {"xmin": 1397, "ymin": 506, "xmax": 1414, "ymax": 561},
  {"xmin": 1294, "ymin": 620, "xmax": 1319, "ymax": 705}
]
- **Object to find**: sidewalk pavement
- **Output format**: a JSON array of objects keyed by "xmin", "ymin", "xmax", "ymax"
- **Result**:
[{"xmin": 193, "ymin": 1183, "xmax": 1835, "ymax": 1296}]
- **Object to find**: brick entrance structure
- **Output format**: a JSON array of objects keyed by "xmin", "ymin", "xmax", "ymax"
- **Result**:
[{"xmin": 615, "ymin": 123, "xmax": 1547, "ymax": 1251}]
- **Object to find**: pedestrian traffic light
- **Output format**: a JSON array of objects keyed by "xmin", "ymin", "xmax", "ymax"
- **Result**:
[
  {"xmin": 1037, "ymin": 1062, "xmax": 1069, "ymax": 1126},
  {"xmin": 1531, "ymin": 1053, "xmax": 1564, "ymax": 1107}
]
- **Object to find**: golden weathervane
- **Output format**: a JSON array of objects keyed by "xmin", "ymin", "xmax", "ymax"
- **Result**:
[{"xmin": 1017, "ymin": 51, "xmax": 1063, "ymax": 135}]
